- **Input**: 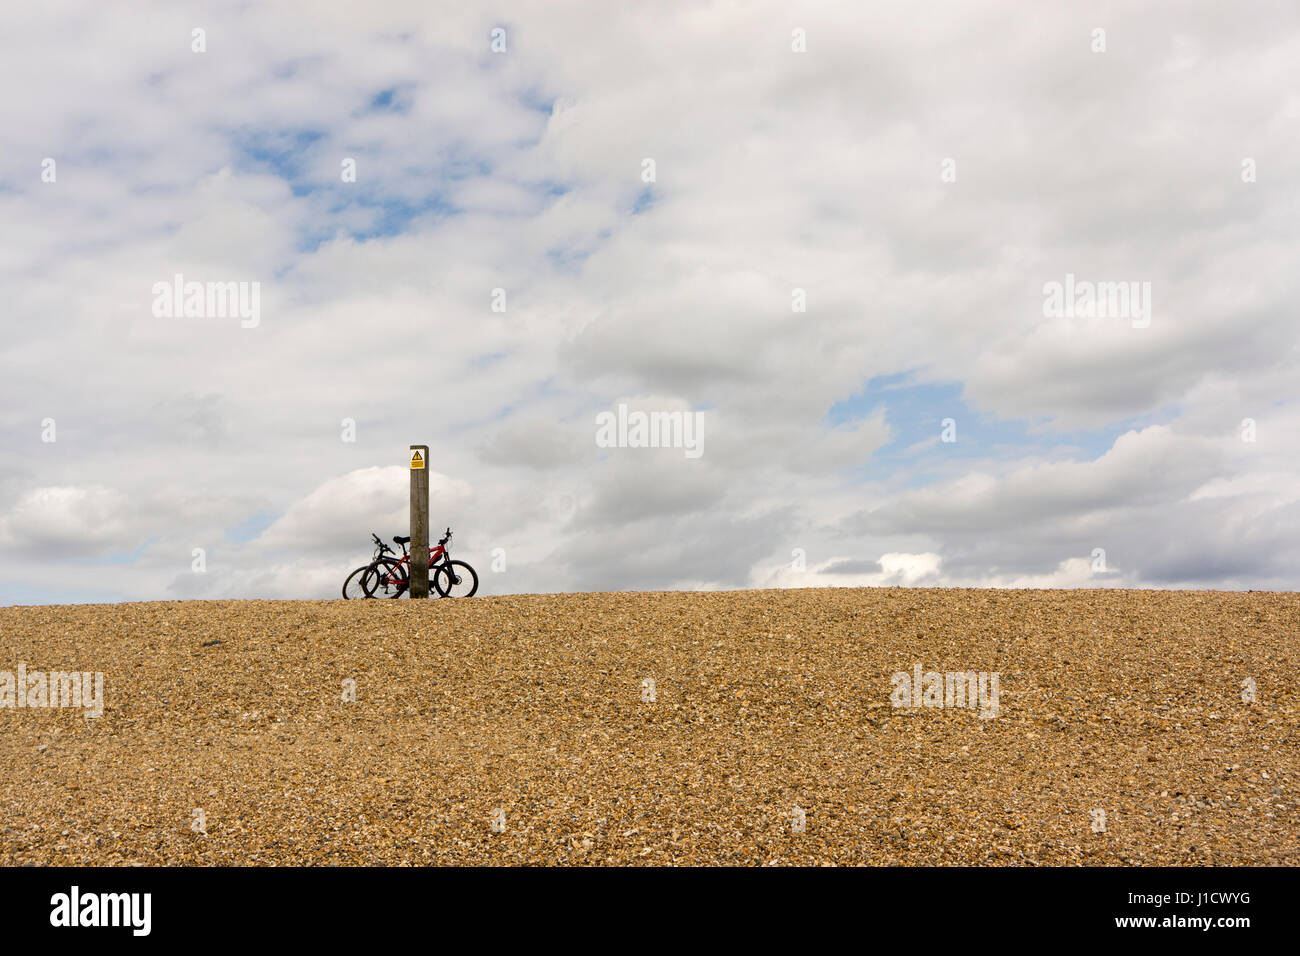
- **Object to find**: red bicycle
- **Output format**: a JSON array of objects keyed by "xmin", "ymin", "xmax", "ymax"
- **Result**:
[{"xmin": 341, "ymin": 528, "xmax": 478, "ymax": 599}]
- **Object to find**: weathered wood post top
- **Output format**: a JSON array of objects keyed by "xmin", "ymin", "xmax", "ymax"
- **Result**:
[{"xmin": 409, "ymin": 444, "xmax": 429, "ymax": 598}]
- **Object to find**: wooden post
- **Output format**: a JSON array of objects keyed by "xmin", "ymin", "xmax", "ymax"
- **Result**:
[{"xmin": 409, "ymin": 444, "xmax": 429, "ymax": 598}]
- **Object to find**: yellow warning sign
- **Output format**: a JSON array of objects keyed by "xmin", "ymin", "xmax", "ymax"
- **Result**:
[{"xmin": 410, "ymin": 449, "xmax": 425, "ymax": 469}]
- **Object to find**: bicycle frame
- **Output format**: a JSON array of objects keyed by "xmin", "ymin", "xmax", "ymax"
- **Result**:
[{"xmin": 376, "ymin": 545, "xmax": 447, "ymax": 590}]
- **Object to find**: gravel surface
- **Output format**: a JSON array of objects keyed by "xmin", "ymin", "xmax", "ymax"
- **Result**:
[{"xmin": 1, "ymin": 588, "xmax": 1296, "ymax": 865}]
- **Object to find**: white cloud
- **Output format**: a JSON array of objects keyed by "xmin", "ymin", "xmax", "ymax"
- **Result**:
[
  {"xmin": 2, "ymin": 1, "xmax": 1299, "ymax": 602},
  {"xmin": 0, "ymin": 486, "xmax": 133, "ymax": 553}
]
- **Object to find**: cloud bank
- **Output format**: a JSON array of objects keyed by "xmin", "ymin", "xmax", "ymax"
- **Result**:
[{"xmin": 2, "ymin": 1, "xmax": 1298, "ymax": 603}]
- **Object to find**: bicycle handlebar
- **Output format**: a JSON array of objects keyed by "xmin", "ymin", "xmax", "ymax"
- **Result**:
[{"xmin": 371, "ymin": 529, "xmax": 447, "ymax": 551}]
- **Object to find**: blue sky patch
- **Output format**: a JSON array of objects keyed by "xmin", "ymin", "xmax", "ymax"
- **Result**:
[
  {"xmin": 226, "ymin": 510, "xmax": 278, "ymax": 543},
  {"xmin": 232, "ymin": 128, "xmax": 326, "ymax": 195},
  {"xmin": 631, "ymin": 187, "xmax": 656, "ymax": 215},
  {"xmin": 829, "ymin": 373, "xmax": 1164, "ymax": 485}
]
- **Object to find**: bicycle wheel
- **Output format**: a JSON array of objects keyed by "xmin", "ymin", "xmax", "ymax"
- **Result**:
[
  {"xmin": 432, "ymin": 560, "xmax": 478, "ymax": 598},
  {"xmin": 366, "ymin": 558, "xmax": 408, "ymax": 598},
  {"xmin": 342, "ymin": 565, "xmax": 375, "ymax": 600}
]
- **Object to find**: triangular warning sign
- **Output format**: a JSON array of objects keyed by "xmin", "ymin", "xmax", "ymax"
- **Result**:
[{"xmin": 410, "ymin": 449, "xmax": 425, "ymax": 469}]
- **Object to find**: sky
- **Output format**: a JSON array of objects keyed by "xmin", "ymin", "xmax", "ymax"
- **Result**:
[{"xmin": 1, "ymin": 0, "xmax": 1298, "ymax": 604}]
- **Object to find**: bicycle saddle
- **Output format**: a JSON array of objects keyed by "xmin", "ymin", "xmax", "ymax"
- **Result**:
[{"xmin": 393, "ymin": 535, "xmax": 410, "ymax": 545}]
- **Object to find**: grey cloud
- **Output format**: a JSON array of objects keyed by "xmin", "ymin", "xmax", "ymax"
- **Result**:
[{"xmin": 477, "ymin": 419, "xmax": 586, "ymax": 470}]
